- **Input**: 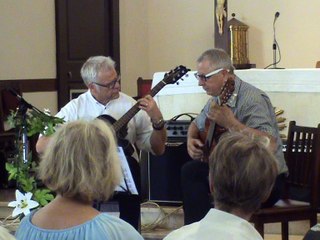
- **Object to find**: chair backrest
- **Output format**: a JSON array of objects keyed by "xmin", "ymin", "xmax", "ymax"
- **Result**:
[
  {"xmin": 284, "ymin": 121, "xmax": 320, "ymax": 207},
  {"xmin": 136, "ymin": 77, "xmax": 152, "ymax": 98}
]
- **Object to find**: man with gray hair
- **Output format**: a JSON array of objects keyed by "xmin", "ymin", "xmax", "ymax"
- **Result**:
[
  {"xmin": 36, "ymin": 56, "xmax": 167, "ymax": 230},
  {"xmin": 181, "ymin": 48, "xmax": 288, "ymax": 224},
  {"xmin": 165, "ymin": 132, "xmax": 278, "ymax": 239}
]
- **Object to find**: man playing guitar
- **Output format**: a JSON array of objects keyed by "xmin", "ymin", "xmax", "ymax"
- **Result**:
[
  {"xmin": 36, "ymin": 56, "xmax": 167, "ymax": 230},
  {"xmin": 182, "ymin": 48, "xmax": 288, "ymax": 225}
]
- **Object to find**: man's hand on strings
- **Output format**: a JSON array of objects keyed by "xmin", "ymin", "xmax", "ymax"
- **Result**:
[
  {"xmin": 187, "ymin": 138, "xmax": 204, "ymax": 160},
  {"xmin": 138, "ymin": 95, "xmax": 162, "ymax": 120},
  {"xmin": 207, "ymin": 104, "xmax": 237, "ymax": 129}
]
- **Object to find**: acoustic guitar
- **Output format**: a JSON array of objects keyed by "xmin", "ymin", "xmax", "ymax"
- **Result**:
[
  {"xmin": 99, "ymin": 65, "xmax": 190, "ymax": 156},
  {"xmin": 200, "ymin": 77, "xmax": 235, "ymax": 161}
]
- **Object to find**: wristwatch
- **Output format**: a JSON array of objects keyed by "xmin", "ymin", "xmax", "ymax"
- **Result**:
[{"xmin": 152, "ymin": 118, "xmax": 165, "ymax": 130}]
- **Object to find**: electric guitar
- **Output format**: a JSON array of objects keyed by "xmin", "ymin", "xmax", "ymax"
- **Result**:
[
  {"xmin": 99, "ymin": 65, "xmax": 190, "ymax": 156},
  {"xmin": 200, "ymin": 77, "xmax": 235, "ymax": 161}
]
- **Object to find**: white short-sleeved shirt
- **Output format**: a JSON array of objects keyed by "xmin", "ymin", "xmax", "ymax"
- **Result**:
[{"xmin": 56, "ymin": 90, "xmax": 154, "ymax": 157}]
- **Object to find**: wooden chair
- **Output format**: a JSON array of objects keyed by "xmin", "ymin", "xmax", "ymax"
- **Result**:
[
  {"xmin": 316, "ymin": 61, "xmax": 320, "ymax": 68},
  {"xmin": 250, "ymin": 121, "xmax": 320, "ymax": 240}
]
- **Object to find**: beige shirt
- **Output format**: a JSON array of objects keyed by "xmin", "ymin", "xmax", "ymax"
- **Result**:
[{"xmin": 164, "ymin": 208, "xmax": 262, "ymax": 240}]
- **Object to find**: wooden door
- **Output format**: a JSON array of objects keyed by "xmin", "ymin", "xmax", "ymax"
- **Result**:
[{"xmin": 55, "ymin": 0, "xmax": 120, "ymax": 109}]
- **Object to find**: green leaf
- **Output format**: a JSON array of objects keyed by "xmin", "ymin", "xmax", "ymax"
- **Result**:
[
  {"xmin": 5, "ymin": 108, "xmax": 63, "ymax": 207},
  {"xmin": 5, "ymin": 163, "xmax": 18, "ymax": 180},
  {"xmin": 34, "ymin": 189, "xmax": 55, "ymax": 206},
  {"xmin": 19, "ymin": 177, "xmax": 35, "ymax": 193}
]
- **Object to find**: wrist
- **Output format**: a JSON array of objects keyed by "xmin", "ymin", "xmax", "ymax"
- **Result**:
[
  {"xmin": 152, "ymin": 117, "xmax": 165, "ymax": 130},
  {"xmin": 229, "ymin": 121, "xmax": 243, "ymax": 132}
]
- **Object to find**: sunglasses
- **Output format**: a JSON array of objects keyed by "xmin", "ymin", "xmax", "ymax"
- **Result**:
[{"xmin": 194, "ymin": 68, "xmax": 225, "ymax": 81}]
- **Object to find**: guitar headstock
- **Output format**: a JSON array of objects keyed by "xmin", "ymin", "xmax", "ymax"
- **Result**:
[
  {"xmin": 220, "ymin": 77, "xmax": 235, "ymax": 104},
  {"xmin": 163, "ymin": 65, "xmax": 190, "ymax": 85}
]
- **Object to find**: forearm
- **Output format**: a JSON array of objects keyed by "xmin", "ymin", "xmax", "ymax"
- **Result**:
[
  {"xmin": 187, "ymin": 122, "xmax": 204, "ymax": 160},
  {"xmin": 229, "ymin": 120, "xmax": 277, "ymax": 152},
  {"xmin": 187, "ymin": 122, "xmax": 200, "ymax": 140},
  {"xmin": 150, "ymin": 128, "xmax": 167, "ymax": 155}
]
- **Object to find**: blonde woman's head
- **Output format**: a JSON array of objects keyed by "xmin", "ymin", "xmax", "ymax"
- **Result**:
[{"xmin": 39, "ymin": 119, "xmax": 121, "ymax": 202}]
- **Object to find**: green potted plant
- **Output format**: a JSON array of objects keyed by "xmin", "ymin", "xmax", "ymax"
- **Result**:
[{"xmin": 5, "ymin": 108, "xmax": 64, "ymax": 208}]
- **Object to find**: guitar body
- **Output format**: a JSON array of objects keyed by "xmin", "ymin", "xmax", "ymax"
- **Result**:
[
  {"xmin": 200, "ymin": 77, "xmax": 235, "ymax": 161},
  {"xmin": 98, "ymin": 65, "xmax": 190, "ymax": 156},
  {"xmin": 200, "ymin": 117, "xmax": 228, "ymax": 161},
  {"xmin": 98, "ymin": 114, "xmax": 135, "ymax": 156}
]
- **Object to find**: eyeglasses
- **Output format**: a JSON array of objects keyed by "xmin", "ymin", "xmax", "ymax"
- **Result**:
[
  {"xmin": 194, "ymin": 68, "xmax": 225, "ymax": 82},
  {"xmin": 92, "ymin": 76, "xmax": 121, "ymax": 89}
]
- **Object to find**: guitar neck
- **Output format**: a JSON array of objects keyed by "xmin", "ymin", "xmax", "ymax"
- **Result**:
[
  {"xmin": 113, "ymin": 80, "xmax": 166, "ymax": 132},
  {"xmin": 203, "ymin": 78, "xmax": 235, "ymax": 157}
]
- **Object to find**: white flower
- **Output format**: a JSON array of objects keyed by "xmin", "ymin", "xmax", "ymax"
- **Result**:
[{"xmin": 8, "ymin": 190, "xmax": 39, "ymax": 217}]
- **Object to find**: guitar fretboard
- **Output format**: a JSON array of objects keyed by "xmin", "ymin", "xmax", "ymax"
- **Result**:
[{"xmin": 112, "ymin": 80, "xmax": 167, "ymax": 132}]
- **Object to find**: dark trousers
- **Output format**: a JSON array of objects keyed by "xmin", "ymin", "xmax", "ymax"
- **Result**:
[
  {"xmin": 94, "ymin": 155, "xmax": 141, "ymax": 230},
  {"xmin": 181, "ymin": 160, "xmax": 285, "ymax": 225}
]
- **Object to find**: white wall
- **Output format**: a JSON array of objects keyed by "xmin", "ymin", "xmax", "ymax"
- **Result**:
[
  {"xmin": 119, "ymin": 0, "xmax": 149, "ymax": 95},
  {"xmin": 0, "ymin": 0, "xmax": 56, "ymax": 79},
  {"xmin": 228, "ymin": 0, "xmax": 320, "ymax": 68},
  {"xmin": 146, "ymin": 0, "xmax": 214, "ymax": 76},
  {"xmin": 1, "ymin": 0, "xmax": 320, "ymax": 118},
  {"xmin": 0, "ymin": 0, "xmax": 57, "ymax": 113}
]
